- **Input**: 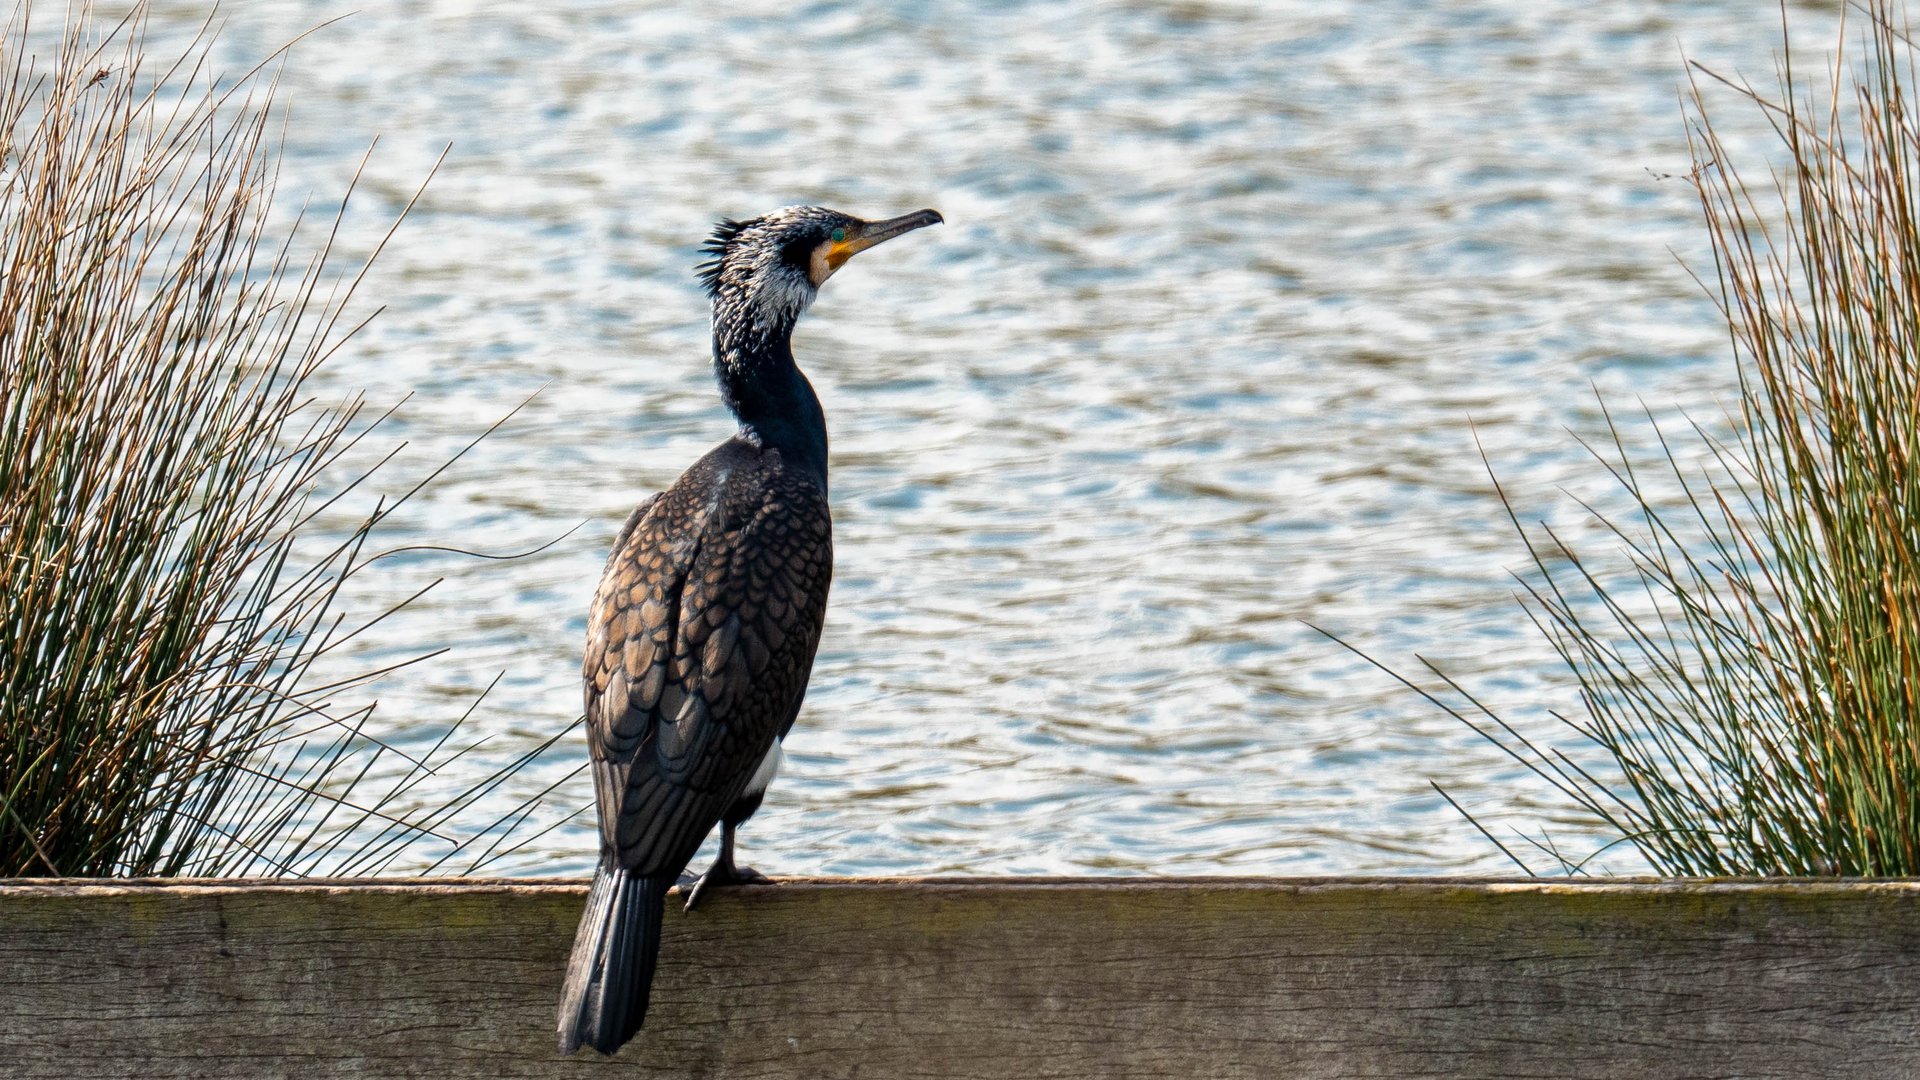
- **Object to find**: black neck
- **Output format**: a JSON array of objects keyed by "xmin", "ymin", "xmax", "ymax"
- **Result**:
[{"xmin": 713, "ymin": 320, "xmax": 828, "ymax": 486}]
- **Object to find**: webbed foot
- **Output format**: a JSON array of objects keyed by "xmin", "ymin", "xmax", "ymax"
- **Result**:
[{"xmin": 683, "ymin": 861, "xmax": 772, "ymax": 912}]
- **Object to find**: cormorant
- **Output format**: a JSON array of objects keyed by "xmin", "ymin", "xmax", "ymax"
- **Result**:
[{"xmin": 556, "ymin": 205, "xmax": 943, "ymax": 1056}]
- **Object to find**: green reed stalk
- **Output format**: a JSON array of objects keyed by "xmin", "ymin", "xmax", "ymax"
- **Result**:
[
  {"xmin": 0, "ymin": 4, "xmax": 560, "ymax": 877},
  {"xmin": 1363, "ymin": 2, "xmax": 1920, "ymax": 876}
]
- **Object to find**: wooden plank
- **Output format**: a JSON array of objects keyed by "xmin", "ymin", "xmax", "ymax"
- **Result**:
[{"xmin": 3, "ymin": 877, "xmax": 1920, "ymax": 1078}]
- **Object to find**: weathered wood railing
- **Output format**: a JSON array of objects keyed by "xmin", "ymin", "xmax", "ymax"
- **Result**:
[{"xmin": 4, "ymin": 877, "xmax": 1920, "ymax": 1078}]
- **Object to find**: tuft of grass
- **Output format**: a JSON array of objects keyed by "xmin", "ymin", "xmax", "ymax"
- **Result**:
[
  {"xmin": 1348, "ymin": 1, "xmax": 1920, "ymax": 877},
  {"xmin": 0, "ymin": 4, "xmax": 572, "ymax": 877}
]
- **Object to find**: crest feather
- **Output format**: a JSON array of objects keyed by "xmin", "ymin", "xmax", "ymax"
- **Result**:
[{"xmin": 695, "ymin": 217, "xmax": 750, "ymax": 295}]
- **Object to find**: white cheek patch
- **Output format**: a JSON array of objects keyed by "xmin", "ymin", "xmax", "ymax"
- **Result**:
[
  {"xmin": 743, "ymin": 741, "xmax": 783, "ymax": 798},
  {"xmin": 808, "ymin": 243, "xmax": 836, "ymax": 286}
]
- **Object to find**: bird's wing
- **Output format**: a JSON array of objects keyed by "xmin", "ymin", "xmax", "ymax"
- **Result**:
[
  {"xmin": 581, "ymin": 475, "xmax": 830, "ymax": 874},
  {"xmin": 600, "ymin": 493, "xmax": 659, "ymax": 575}
]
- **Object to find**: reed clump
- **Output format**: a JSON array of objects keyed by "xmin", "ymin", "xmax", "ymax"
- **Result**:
[
  {"xmin": 0, "ymin": 6, "xmax": 553, "ymax": 877},
  {"xmin": 1388, "ymin": 3, "xmax": 1920, "ymax": 876}
]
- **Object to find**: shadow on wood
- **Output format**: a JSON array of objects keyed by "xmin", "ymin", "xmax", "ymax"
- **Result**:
[{"xmin": 3, "ymin": 877, "xmax": 1919, "ymax": 1078}]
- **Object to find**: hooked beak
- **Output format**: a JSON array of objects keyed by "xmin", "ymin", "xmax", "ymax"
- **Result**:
[{"xmin": 824, "ymin": 209, "xmax": 944, "ymax": 272}]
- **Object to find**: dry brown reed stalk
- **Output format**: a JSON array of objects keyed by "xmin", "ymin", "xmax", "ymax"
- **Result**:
[
  {"xmin": 0, "ymin": 4, "xmax": 564, "ymax": 877},
  {"xmin": 1342, "ymin": 1, "xmax": 1920, "ymax": 876}
]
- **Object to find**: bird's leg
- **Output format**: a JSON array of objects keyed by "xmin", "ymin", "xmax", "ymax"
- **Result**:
[{"xmin": 683, "ymin": 820, "xmax": 772, "ymax": 912}]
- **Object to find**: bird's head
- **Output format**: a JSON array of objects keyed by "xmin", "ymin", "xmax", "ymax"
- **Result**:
[{"xmin": 697, "ymin": 205, "xmax": 943, "ymax": 345}]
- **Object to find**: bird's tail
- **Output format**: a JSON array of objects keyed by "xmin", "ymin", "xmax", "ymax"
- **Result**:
[{"xmin": 556, "ymin": 859, "xmax": 667, "ymax": 1055}]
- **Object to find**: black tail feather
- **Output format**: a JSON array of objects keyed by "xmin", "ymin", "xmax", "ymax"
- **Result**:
[{"xmin": 557, "ymin": 860, "xmax": 667, "ymax": 1055}]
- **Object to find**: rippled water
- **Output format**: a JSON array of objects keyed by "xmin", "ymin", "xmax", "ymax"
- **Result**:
[{"xmin": 123, "ymin": 0, "xmax": 1840, "ymax": 876}]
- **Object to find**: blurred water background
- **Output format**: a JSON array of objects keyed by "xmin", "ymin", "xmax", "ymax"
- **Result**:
[{"xmin": 111, "ymin": 0, "xmax": 1841, "ymax": 876}]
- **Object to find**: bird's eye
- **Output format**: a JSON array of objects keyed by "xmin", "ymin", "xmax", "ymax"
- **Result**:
[{"xmin": 830, "ymin": 228, "xmax": 846, "ymax": 243}]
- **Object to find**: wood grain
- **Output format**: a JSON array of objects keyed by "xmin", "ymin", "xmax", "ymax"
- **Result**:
[{"xmin": 3, "ymin": 877, "xmax": 1920, "ymax": 1078}]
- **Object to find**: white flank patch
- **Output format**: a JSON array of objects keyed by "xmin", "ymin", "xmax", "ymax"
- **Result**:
[{"xmin": 743, "ymin": 741, "xmax": 783, "ymax": 797}]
